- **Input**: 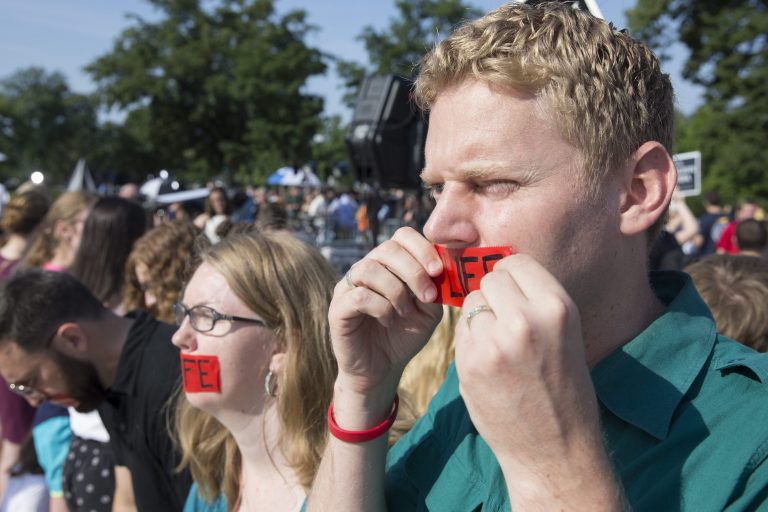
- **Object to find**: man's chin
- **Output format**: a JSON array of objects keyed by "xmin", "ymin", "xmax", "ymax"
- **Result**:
[
  {"xmin": 72, "ymin": 395, "xmax": 107, "ymax": 413},
  {"xmin": 48, "ymin": 397, "xmax": 80, "ymax": 409},
  {"xmin": 50, "ymin": 396, "xmax": 103, "ymax": 413},
  {"xmin": 73, "ymin": 402, "xmax": 99, "ymax": 413}
]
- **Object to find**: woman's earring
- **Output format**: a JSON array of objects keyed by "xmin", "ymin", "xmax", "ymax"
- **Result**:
[{"xmin": 264, "ymin": 370, "xmax": 277, "ymax": 397}]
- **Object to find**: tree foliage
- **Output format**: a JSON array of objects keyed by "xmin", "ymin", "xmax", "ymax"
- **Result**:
[
  {"xmin": 627, "ymin": 0, "xmax": 768, "ymax": 202},
  {"xmin": 309, "ymin": 115, "xmax": 349, "ymax": 181},
  {"xmin": 0, "ymin": 68, "xmax": 99, "ymax": 185},
  {"xmin": 336, "ymin": 0, "xmax": 482, "ymax": 108},
  {"xmin": 86, "ymin": 0, "xmax": 326, "ymax": 182}
]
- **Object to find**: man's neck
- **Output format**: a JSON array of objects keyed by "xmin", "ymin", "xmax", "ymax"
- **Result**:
[
  {"xmin": 90, "ymin": 315, "xmax": 135, "ymax": 389},
  {"xmin": 578, "ymin": 262, "xmax": 666, "ymax": 368}
]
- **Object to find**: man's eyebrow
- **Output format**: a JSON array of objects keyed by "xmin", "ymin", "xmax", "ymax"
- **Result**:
[
  {"xmin": 421, "ymin": 167, "xmax": 500, "ymax": 184},
  {"xmin": 421, "ymin": 164, "xmax": 539, "ymax": 184},
  {"xmin": 419, "ymin": 168, "xmax": 435, "ymax": 186}
]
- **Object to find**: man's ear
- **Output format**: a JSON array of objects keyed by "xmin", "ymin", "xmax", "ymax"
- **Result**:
[
  {"xmin": 53, "ymin": 322, "xmax": 89, "ymax": 355},
  {"xmin": 618, "ymin": 141, "xmax": 677, "ymax": 236}
]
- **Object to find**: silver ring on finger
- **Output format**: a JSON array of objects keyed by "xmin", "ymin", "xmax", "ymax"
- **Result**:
[
  {"xmin": 344, "ymin": 269, "xmax": 356, "ymax": 289},
  {"xmin": 466, "ymin": 304, "xmax": 493, "ymax": 328}
]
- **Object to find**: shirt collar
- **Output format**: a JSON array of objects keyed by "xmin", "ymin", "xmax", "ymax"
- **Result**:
[{"xmin": 591, "ymin": 271, "xmax": 716, "ymax": 441}]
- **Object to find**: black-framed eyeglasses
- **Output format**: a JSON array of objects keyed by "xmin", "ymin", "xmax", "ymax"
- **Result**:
[
  {"xmin": 7, "ymin": 329, "xmax": 57, "ymax": 401},
  {"xmin": 173, "ymin": 303, "xmax": 266, "ymax": 333},
  {"xmin": 8, "ymin": 382, "xmax": 47, "ymax": 401}
]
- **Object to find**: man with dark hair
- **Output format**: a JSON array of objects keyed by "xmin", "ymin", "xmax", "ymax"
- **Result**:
[
  {"xmin": 0, "ymin": 269, "xmax": 190, "ymax": 511},
  {"xmin": 736, "ymin": 218, "xmax": 768, "ymax": 257}
]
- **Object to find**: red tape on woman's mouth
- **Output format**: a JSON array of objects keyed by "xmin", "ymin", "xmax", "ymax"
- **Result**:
[
  {"xmin": 431, "ymin": 245, "xmax": 514, "ymax": 307},
  {"xmin": 181, "ymin": 354, "xmax": 221, "ymax": 393}
]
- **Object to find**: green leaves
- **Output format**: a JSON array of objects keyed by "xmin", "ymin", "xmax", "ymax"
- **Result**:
[
  {"xmin": 0, "ymin": 68, "xmax": 99, "ymax": 184},
  {"xmin": 84, "ymin": 0, "xmax": 326, "ymax": 182},
  {"xmin": 628, "ymin": 0, "xmax": 768, "ymax": 205},
  {"xmin": 336, "ymin": 0, "xmax": 481, "ymax": 110}
]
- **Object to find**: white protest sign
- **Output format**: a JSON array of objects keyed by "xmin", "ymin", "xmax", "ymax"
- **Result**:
[{"xmin": 673, "ymin": 151, "xmax": 701, "ymax": 197}]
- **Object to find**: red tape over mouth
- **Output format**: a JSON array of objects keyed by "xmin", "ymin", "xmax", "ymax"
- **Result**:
[
  {"xmin": 180, "ymin": 354, "xmax": 221, "ymax": 393},
  {"xmin": 431, "ymin": 244, "xmax": 514, "ymax": 307}
]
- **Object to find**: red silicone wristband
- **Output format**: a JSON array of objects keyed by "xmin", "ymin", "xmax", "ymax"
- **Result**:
[{"xmin": 327, "ymin": 394, "xmax": 399, "ymax": 443}]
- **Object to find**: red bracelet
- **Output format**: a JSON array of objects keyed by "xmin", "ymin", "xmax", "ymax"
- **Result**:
[{"xmin": 327, "ymin": 394, "xmax": 399, "ymax": 443}]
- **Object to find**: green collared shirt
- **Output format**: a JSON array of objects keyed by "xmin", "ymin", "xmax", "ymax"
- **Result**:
[{"xmin": 386, "ymin": 271, "xmax": 768, "ymax": 511}]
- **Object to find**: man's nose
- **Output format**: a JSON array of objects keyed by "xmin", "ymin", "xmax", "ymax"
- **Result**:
[
  {"xmin": 423, "ymin": 189, "xmax": 479, "ymax": 246},
  {"xmin": 26, "ymin": 396, "xmax": 44, "ymax": 407}
]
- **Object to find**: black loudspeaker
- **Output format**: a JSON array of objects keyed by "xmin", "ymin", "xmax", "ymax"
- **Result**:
[{"xmin": 345, "ymin": 75, "xmax": 426, "ymax": 189}]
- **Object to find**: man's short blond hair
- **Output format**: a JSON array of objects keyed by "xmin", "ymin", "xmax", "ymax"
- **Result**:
[{"xmin": 414, "ymin": 2, "xmax": 674, "ymax": 194}]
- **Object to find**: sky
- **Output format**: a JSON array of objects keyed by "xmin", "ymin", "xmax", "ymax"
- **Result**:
[{"xmin": 0, "ymin": 0, "xmax": 704, "ymax": 122}]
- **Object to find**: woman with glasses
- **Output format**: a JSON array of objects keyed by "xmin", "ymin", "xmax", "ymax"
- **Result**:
[{"xmin": 172, "ymin": 231, "xmax": 338, "ymax": 511}]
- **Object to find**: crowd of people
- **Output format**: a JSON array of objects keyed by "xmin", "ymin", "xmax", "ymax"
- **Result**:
[
  {"xmin": 649, "ymin": 191, "xmax": 768, "ymax": 354},
  {"xmin": 141, "ymin": 184, "xmax": 431, "ymax": 250},
  {"xmin": 650, "ymin": 190, "xmax": 767, "ymax": 271},
  {"xmin": 0, "ymin": 3, "xmax": 767, "ymax": 511},
  {"xmin": 0, "ymin": 181, "xmax": 435, "ymax": 511}
]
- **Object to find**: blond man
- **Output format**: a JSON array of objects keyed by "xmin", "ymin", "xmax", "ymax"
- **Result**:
[{"xmin": 308, "ymin": 3, "xmax": 768, "ymax": 510}]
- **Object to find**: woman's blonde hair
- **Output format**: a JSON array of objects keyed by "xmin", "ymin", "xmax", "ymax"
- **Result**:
[
  {"xmin": 415, "ymin": 2, "xmax": 674, "ymax": 196},
  {"xmin": 174, "ymin": 231, "xmax": 338, "ymax": 508},
  {"xmin": 124, "ymin": 221, "xmax": 199, "ymax": 323},
  {"xmin": 22, "ymin": 191, "xmax": 97, "ymax": 268}
]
